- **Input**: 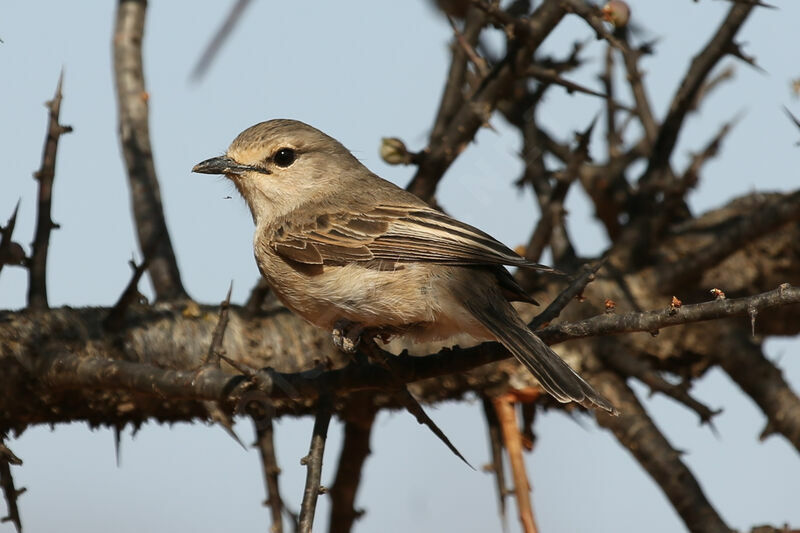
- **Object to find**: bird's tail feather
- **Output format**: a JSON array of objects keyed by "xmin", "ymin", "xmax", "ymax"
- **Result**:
[{"xmin": 466, "ymin": 299, "xmax": 617, "ymax": 414}]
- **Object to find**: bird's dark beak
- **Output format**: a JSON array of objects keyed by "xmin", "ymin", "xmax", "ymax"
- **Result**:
[{"xmin": 192, "ymin": 156, "xmax": 251, "ymax": 176}]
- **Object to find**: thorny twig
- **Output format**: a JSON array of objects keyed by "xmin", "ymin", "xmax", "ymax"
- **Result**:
[
  {"xmin": 28, "ymin": 71, "xmax": 72, "ymax": 310},
  {"xmin": 204, "ymin": 283, "xmax": 234, "ymax": 367},
  {"xmin": 103, "ymin": 256, "xmax": 150, "ymax": 331},
  {"xmin": 298, "ymin": 398, "xmax": 333, "ymax": 533},
  {"xmin": 0, "ymin": 438, "xmax": 23, "ymax": 533},
  {"xmin": 0, "ymin": 202, "xmax": 24, "ymax": 278},
  {"xmin": 254, "ymin": 417, "xmax": 287, "ymax": 533}
]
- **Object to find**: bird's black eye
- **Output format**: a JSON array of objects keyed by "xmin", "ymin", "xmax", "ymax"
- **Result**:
[{"xmin": 273, "ymin": 148, "xmax": 296, "ymax": 168}]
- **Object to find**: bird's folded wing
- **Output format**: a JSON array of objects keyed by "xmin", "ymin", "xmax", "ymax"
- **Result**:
[{"xmin": 270, "ymin": 203, "xmax": 556, "ymax": 272}]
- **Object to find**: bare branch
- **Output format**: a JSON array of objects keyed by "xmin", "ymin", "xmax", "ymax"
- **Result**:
[
  {"xmin": 28, "ymin": 71, "xmax": 72, "ymax": 310},
  {"xmin": 481, "ymin": 396, "xmax": 508, "ymax": 529},
  {"xmin": 204, "ymin": 283, "xmax": 234, "ymax": 367},
  {"xmin": 654, "ymin": 190, "xmax": 800, "ymax": 289},
  {"xmin": 0, "ymin": 201, "xmax": 24, "ymax": 278},
  {"xmin": 715, "ymin": 331, "xmax": 800, "ymax": 454},
  {"xmin": 493, "ymin": 394, "xmax": 537, "ymax": 533},
  {"xmin": 25, "ymin": 285, "xmax": 800, "ymax": 411},
  {"xmin": 592, "ymin": 367, "xmax": 732, "ymax": 533},
  {"xmin": 298, "ymin": 399, "xmax": 333, "ymax": 533},
  {"xmin": 190, "ymin": 0, "xmax": 254, "ymax": 81},
  {"xmin": 530, "ymin": 258, "xmax": 606, "ymax": 330},
  {"xmin": 0, "ymin": 438, "xmax": 23, "ymax": 533},
  {"xmin": 113, "ymin": 0, "xmax": 188, "ymax": 301},
  {"xmin": 640, "ymin": 3, "xmax": 755, "ymax": 186},
  {"xmin": 407, "ymin": 0, "xmax": 566, "ymax": 202},
  {"xmin": 254, "ymin": 417, "xmax": 285, "ymax": 533},
  {"xmin": 329, "ymin": 399, "xmax": 376, "ymax": 533},
  {"xmin": 103, "ymin": 256, "xmax": 150, "ymax": 331}
]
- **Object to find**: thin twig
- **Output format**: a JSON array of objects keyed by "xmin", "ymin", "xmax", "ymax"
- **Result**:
[
  {"xmin": 526, "ymin": 64, "xmax": 633, "ymax": 111},
  {"xmin": 679, "ymin": 114, "xmax": 741, "ymax": 192},
  {"xmin": 254, "ymin": 417, "xmax": 285, "ymax": 533},
  {"xmin": 493, "ymin": 395, "xmax": 537, "ymax": 533},
  {"xmin": 190, "ymin": 0, "xmax": 254, "ymax": 81},
  {"xmin": 28, "ymin": 71, "xmax": 72, "ymax": 310},
  {"xmin": 530, "ymin": 258, "xmax": 606, "ymax": 329},
  {"xmin": 0, "ymin": 438, "xmax": 23, "ymax": 533},
  {"xmin": 298, "ymin": 398, "xmax": 333, "ymax": 533},
  {"xmin": 602, "ymin": 350, "xmax": 721, "ymax": 426},
  {"xmin": 0, "ymin": 201, "xmax": 24, "ymax": 278},
  {"xmin": 205, "ymin": 282, "xmax": 234, "ymax": 367},
  {"xmin": 640, "ymin": 3, "xmax": 755, "ymax": 186},
  {"xmin": 103, "ymin": 256, "xmax": 150, "ymax": 331},
  {"xmin": 407, "ymin": 0, "xmax": 566, "ymax": 202},
  {"xmin": 481, "ymin": 396, "xmax": 508, "ymax": 529}
]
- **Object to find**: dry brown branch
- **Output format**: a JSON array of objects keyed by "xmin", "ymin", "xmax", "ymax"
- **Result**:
[
  {"xmin": 204, "ymin": 283, "xmax": 233, "ymax": 367},
  {"xmin": 592, "ymin": 367, "xmax": 732, "ymax": 533},
  {"xmin": 0, "ymin": 284, "xmax": 792, "ymax": 428},
  {"xmin": 28, "ymin": 72, "xmax": 72, "ymax": 310},
  {"xmin": 407, "ymin": 0, "xmax": 566, "ymax": 202},
  {"xmin": 481, "ymin": 396, "xmax": 508, "ymax": 528},
  {"xmin": 328, "ymin": 399, "xmax": 376, "ymax": 533},
  {"xmin": 654, "ymin": 190, "xmax": 800, "ymax": 289},
  {"xmin": 298, "ymin": 399, "xmax": 333, "ymax": 533},
  {"xmin": 253, "ymin": 416, "xmax": 286, "ymax": 533},
  {"xmin": 641, "ymin": 3, "xmax": 755, "ymax": 186},
  {"xmin": 103, "ymin": 256, "xmax": 150, "ymax": 331},
  {"xmin": 0, "ymin": 202, "xmax": 24, "ymax": 277},
  {"xmin": 113, "ymin": 0, "xmax": 187, "ymax": 301},
  {"xmin": 0, "ymin": 438, "xmax": 23, "ymax": 533},
  {"xmin": 715, "ymin": 332, "xmax": 800, "ymax": 454},
  {"xmin": 493, "ymin": 394, "xmax": 537, "ymax": 533}
]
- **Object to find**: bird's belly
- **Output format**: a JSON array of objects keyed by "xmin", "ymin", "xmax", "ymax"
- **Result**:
[{"xmin": 258, "ymin": 257, "xmax": 443, "ymax": 331}]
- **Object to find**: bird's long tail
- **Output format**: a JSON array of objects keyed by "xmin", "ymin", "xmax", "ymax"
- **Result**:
[{"xmin": 465, "ymin": 298, "xmax": 617, "ymax": 414}]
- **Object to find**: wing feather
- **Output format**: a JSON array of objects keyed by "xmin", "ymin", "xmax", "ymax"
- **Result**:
[{"xmin": 270, "ymin": 203, "xmax": 556, "ymax": 272}]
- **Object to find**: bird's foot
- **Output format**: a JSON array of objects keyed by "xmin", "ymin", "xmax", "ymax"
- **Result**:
[{"xmin": 331, "ymin": 319, "xmax": 364, "ymax": 354}]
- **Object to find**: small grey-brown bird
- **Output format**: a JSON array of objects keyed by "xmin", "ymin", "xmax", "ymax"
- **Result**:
[{"xmin": 193, "ymin": 119, "xmax": 615, "ymax": 413}]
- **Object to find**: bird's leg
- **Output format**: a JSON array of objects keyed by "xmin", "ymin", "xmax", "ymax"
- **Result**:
[{"xmin": 331, "ymin": 319, "xmax": 365, "ymax": 354}]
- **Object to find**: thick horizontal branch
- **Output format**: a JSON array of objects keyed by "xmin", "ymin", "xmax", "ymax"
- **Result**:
[{"xmin": 19, "ymin": 285, "xmax": 798, "ymax": 417}]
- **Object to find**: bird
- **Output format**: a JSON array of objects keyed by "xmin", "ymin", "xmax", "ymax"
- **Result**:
[{"xmin": 192, "ymin": 119, "xmax": 615, "ymax": 413}]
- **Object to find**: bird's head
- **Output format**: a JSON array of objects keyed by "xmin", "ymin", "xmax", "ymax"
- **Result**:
[{"xmin": 192, "ymin": 119, "xmax": 362, "ymax": 223}]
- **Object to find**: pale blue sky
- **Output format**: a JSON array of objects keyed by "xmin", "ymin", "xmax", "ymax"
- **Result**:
[{"xmin": 2, "ymin": 1, "xmax": 799, "ymax": 532}]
